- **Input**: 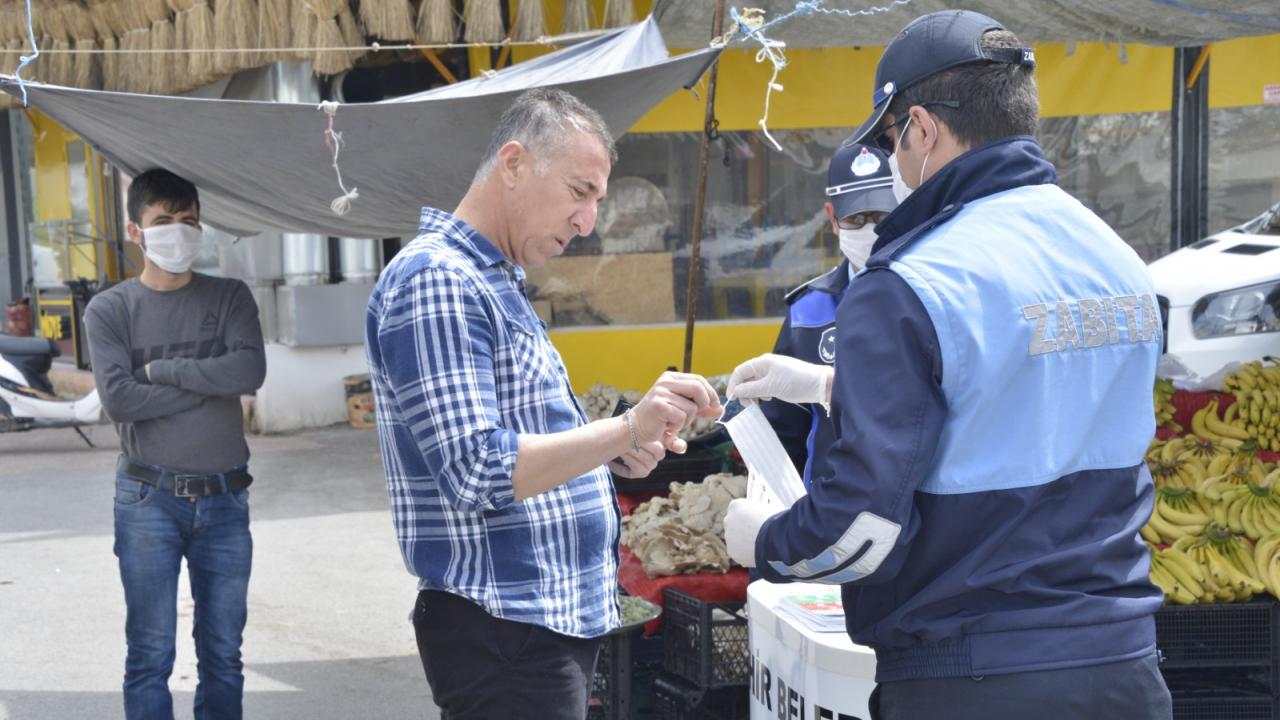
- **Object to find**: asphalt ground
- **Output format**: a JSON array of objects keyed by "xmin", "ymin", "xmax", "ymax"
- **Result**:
[{"xmin": 0, "ymin": 422, "xmax": 440, "ymax": 719}]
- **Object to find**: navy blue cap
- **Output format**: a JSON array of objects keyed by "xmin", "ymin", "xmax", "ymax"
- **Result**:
[
  {"xmin": 825, "ymin": 144, "xmax": 896, "ymax": 220},
  {"xmin": 842, "ymin": 10, "xmax": 1036, "ymax": 148}
]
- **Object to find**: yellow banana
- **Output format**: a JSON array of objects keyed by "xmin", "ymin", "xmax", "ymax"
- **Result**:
[
  {"xmin": 1140, "ymin": 523, "xmax": 1162, "ymax": 544},
  {"xmin": 1205, "ymin": 400, "xmax": 1253, "ymax": 441},
  {"xmin": 1146, "ymin": 510, "xmax": 1200, "ymax": 542},
  {"xmin": 1159, "ymin": 553, "xmax": 1205, "ymax": 598},
  {"xmin": 1228, "ymin": 494, "xmax": 1249, "ymax": 535},
  {"xmin": 1163, "ymin": 547, "xmax": 1206, "ymax": 584},
  {"xmin": 1241, "ymin": 497, "xmax": 1263, "ymax": 540}
]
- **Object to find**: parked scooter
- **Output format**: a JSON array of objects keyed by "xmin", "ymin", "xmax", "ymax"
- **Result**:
[{"xmin": 0, "ymin": 334, "xmax": 101, "ymax": 446}]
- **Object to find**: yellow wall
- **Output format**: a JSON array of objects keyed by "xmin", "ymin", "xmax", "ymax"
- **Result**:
[
  {"xmin": 30, "ymin": 110, "xmax": 75, "ymax": 222},
  {"xmin": 550, "ymin": 320, "xmax": 781, "ymax": 394},
  {"xmin": 1209, "ymin": 34, "xmax": 1280, "ymax": 108},
  {"xmin": 631, "ymin": 41, "xmax": 1178, "ymax": 133}
]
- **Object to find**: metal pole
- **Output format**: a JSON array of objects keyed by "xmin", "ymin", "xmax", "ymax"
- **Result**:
[
  {"xmin": 682, "ymin": 0, "xmax": 727, "ymax": 373},
  {"xmin": 1170, "ymin": 45, "xmax": 1210, "ymax": 252}
]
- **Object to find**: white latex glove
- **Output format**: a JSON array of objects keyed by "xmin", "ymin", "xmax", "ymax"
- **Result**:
[
  {"xmin": 726, "ymin": 353, "xmax": 833, "ymax": 407},
  {"xmin": 724, "ymin": 498, "xmax": 781, "ymax": 569}
]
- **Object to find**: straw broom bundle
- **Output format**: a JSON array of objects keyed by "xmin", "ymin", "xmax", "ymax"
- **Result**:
[
  {"xmin": 512, "ymin": 0, "xmax": 543, "ymax": 42},
  {"xmin": 338, "ymin": 1, "xmax": 363, "ymax": 56},
  {"xmin": 88, "ymin": 0, "xmax": 119, "ymax": 90},
  {"xmin": 256, "ymin": 0, "xmax": 288, "ymax": 63},
  {"xmin": 119, "ymin": 1, "xmax": 152, "ymax": 93},
  {"xmin": 167, "ymin": 0, "xmax": 194, "ymax": 90},
  {"xmin": 44, "ymin": 2, "xmax": 73, "ymax": 87},
  {"xmin": 176, "ymin": 0, "xmax": 212, "ymax": 84},
  {"xmin": 462, "ymin": 0, "xmax": 501, "ymax": 43},
  {"xmin": 415, "ymin": 0, "xmax": 454, "ymax": 44},
  {"xmin": 64, "ymin": 1, "xmax": 102, "ymax": 89},
  {"xmin": 214, "ymin": 0, "xmax": 259, "ymax": 74},
  {"xmin": 102, "ymin": 0, "xmax": 132, "ymax": 89},
  {"xmin": 560, "ymin": 0, "xmax": 588, "ymax": 34},
  {"xmin": 360, "ymin": 0, "xmax": 413, "ymax": 41},
  {"xmin": 142, "ymin": 0, "xmax": 175, "ymax": 94},
  {"xmin": 0, "ymin": 6, "xmax": 16, "ymax": 77},
  {"xmin": 602, "ymin": 0, "xmax": 632, "ymax": 29},
  {"xmin": 308, "ymin": 0, "xmax": 353, "ymax": 75},
  {"xmin": 289, "ymin": 0, "xmax": 313, "ymax": 61}
]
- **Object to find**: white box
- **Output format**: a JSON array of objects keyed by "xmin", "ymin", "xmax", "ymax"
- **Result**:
[{"xmin": 748, "ymin": 580, "xmax": 877, "ymax": 720}]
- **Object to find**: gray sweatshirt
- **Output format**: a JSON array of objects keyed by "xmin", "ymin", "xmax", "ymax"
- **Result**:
[{"xmin": 84, "ymin": 273, "xmax": 266, "ymax": 474}]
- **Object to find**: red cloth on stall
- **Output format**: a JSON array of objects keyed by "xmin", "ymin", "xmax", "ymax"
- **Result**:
[
  {"xmin": 1159, "ymin": 390, "xmax": 1279, "ymax": 462},
  {"xmin": 617, "ymin": 545, "xmax": 749, "ymax": 636}
]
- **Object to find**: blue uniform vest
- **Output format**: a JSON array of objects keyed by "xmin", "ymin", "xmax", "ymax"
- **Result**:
[{"xmin": 890, "ymin": 183, "xmax": 1160, "ymax": 496}]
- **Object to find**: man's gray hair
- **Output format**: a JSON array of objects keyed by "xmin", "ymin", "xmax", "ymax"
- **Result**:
[{"xmin": 473, "ymin": 88, "xmax": 617, "ymax": 184}]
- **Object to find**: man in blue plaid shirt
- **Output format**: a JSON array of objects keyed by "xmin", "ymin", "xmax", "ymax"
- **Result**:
[{"xmin": 365, "ymin": 89, "xmax": 721, "ymax": 719}]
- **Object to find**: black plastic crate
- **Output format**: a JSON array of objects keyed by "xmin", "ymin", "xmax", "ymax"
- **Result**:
[
  {"xmin": 1157, "ymin": 600, "xmax": 1280, "ymax": 668},
  {"xmin": 663, "ymin": 588, "xmax": 750, "ymax": 689},
  {"xmin": 591, "ymin": 627, "xmax": 664, "ymax": 720},
  {"xmin": 1170, "ymin": 690, "xmax": 1277, "ymax": 720},
  {"xmin": 653, "ymin": 671, "xmax": 749, "ymax": 720}
]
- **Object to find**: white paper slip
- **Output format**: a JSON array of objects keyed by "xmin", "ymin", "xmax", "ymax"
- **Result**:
[{"xmin": 723, "ymin": 403, "xmax": 808, "ymax": 508}]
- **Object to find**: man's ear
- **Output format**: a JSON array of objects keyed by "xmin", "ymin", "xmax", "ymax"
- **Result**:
[
  {"xmin": 496, "ymin": 140, "xmax": 527, "ymax": 189},
  {"xmin": 823, "ymin": 202, "xmax": 839, "ymax": 235},
  {"xmin": 911, "ymin": 105, "xmax": 941, "ymax": 153},
  {"xmin": 126, "ymin": 221, "xmax": 143, "ymax": 246}
]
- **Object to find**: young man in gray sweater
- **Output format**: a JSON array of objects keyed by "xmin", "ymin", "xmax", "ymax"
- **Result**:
[{"xmin": 84, "ymin": 168, "xmax": 266, "ymax": 720}]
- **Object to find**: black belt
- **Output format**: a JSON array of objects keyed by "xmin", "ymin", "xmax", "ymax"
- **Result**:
[{"xmin": 117, "ymin": 456, "xmax": 253, "ymax": 498}]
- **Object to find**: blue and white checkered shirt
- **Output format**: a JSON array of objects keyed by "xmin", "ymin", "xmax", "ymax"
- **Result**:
[{"xmin": 365, "ymin": 208, "xmax": 620, "ymax": 638}]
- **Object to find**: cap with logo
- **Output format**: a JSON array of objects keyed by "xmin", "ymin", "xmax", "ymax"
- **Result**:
[
  {"xmin": 825, "ymin": 143, "xmax": 896, "ymax": 220},
  {"xmin": 842, "ymin": 10, "xmax": 1036, "ymax": 149}
]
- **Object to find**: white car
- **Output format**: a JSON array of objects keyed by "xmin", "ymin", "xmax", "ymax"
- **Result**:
[{"xmin": 1148, "ymin": 201, "xmax": 1280, "ymax": 379}]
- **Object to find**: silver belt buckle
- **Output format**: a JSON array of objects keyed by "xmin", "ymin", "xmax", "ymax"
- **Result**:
[{"xmin": 173, "ymin": 474, "xmax": 203, "ymax": 497}]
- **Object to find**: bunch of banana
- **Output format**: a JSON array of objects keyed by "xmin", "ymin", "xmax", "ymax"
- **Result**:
[
  {"xmin": 1147, "ymin": 543, "xmax": 1205, "ymax": 605},
  {"xmin": 1153, "ymin": 378, "xmax": 1181, "ymax": 433},
  {"xmin": 1177, "ymin": 433, "xmax": 1237, "ymax": 467},
  {"xmin": 1191, "ymin": 399, "xmax": 1250, "ymax": 447},
  {"xmin": 1173, "ymin": 524, "xmax": 1267, "ymax": 603},
  {"xmin": 1144, "ymin": 486, "xmax": 1211, "ymax": 543},
  {"xmin": 1223, "ymin": 359, "xmax": 1280, "ymax": 395},
  {"xmin": 1145, "ymin": 438, "xmax": 1208, "ymax": 491},
  {"xmin": 1253, "ymin": 530, "xmax": 1280, "ymax": 598},
  {"xmin": 1231, "ymin": 389, "xmax": 1280, "ymax": 452},
  {"xmin": 1205, "ymin": 443, "xmax": 1266, "ymax": 487},
  {"xmin": 1203, "ymin": 471, "xmax": 1280, "ymax": 540}
]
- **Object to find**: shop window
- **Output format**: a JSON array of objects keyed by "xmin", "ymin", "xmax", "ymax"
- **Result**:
[
  {"xmin": 1208, "ymin": 104, "xmax": 1280, "ymax": 235},
  {"xmin": 1039, "ymin": 112, "xmax": 1173, "ymax": 262},
  {"xmin": 527, "ymin": 116, "xmax": 1177, "ymax": 330},
  {"xmin": 526, "ymin": 128, "xmax": 844, "ymax": 328}
]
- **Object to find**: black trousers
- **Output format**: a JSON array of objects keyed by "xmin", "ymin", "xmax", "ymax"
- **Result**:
[
  {"xmin": 413, "ymin": 590, "xmax": 603, "ymax": 720},
  {"xmin": 869, "ymin": 652, "xmax": 1172, "ymax": 720}
]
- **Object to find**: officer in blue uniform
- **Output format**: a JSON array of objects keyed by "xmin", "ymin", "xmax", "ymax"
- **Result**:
[
  {"xmin": 762, "ymin": 143, "xmax": 897, "ymax": 487},
  {"xmin": 724, "ymin": 10, "xmax": 1172, "ymax": 720}
]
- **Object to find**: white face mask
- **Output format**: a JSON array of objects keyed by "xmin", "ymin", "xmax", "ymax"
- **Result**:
[
  {"xmin": 142, "ymin": 223, "xmax": 204, "ymax": 274},
  {"xmin": 888, "ymin": 114, "xmax": 939, "ymax": 203},
  {"xmin": 838, "ymin": 225, "xmax": 878, "ymax": 270}
]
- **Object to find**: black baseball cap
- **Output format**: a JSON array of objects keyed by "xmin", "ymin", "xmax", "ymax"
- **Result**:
[
  {"xmin": 842, "ymin": 10, "xmax": 1036, "ymax": 149},
  {"xmin": 826, "ymin": 144, "xmax": 896, "ymax": 220}
]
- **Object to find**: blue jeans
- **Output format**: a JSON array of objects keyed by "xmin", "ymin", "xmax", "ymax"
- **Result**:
[{"xmin": 114, "ymin": 473, "xmax": 253, "ymax": 720}]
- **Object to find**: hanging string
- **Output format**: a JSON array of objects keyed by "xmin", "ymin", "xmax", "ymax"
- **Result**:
[
  {"xmin": 14, "ymin": 0, "xmax": 39, "ymax": 105},
  {"xmin": 318, "ymin": 101, "xmax": 359, "ymax": 216},
  {"xmin": 729, "ymin": 0, "xmax": 916, "ymax": 151}
]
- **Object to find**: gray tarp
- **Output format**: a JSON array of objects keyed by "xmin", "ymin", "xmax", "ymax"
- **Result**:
[
  {"xmin": 0, "ymin": 18, "xmax": 719, "ymax": 238},
  {"xmin": 654, "ymin": 0, "xmax": 1280, "ymax": 49}
]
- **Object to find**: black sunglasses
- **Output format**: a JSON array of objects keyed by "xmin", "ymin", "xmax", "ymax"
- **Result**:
[{"xmin": 872, "ymin": 100, "xmax": 962, "ymax": 153}]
